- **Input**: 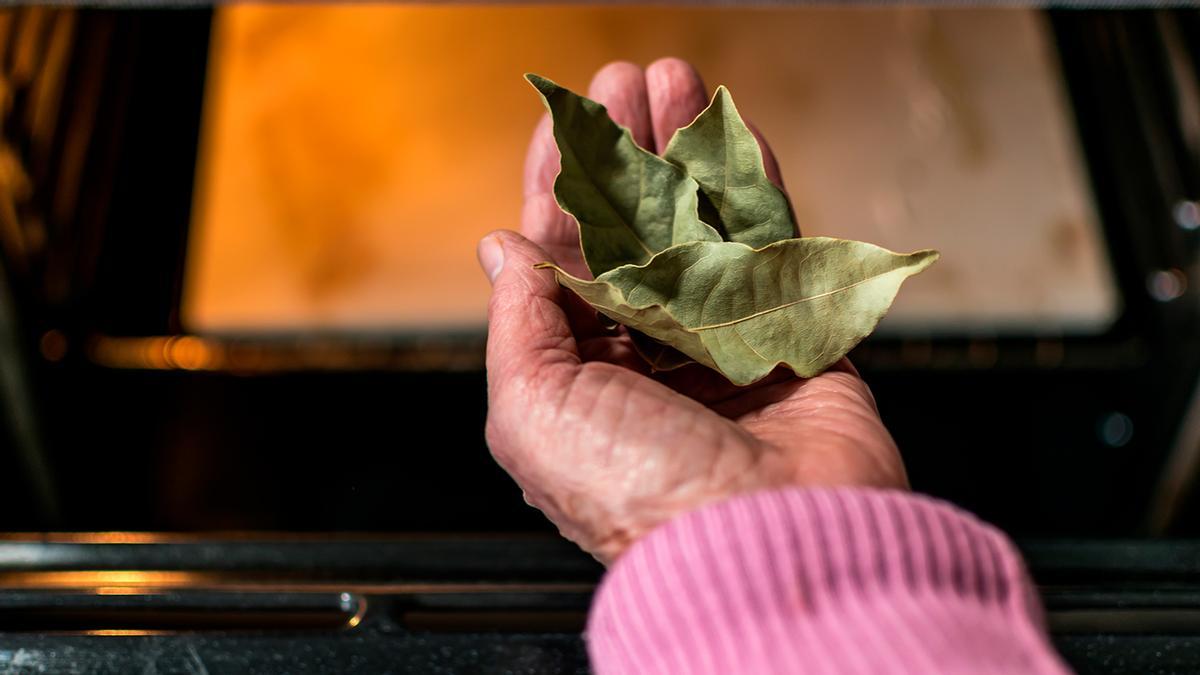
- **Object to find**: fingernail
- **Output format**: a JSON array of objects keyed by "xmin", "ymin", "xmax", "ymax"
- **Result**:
[{"xmin": 477, "ymin": 234, "xmax": 505, "ymax": 284}]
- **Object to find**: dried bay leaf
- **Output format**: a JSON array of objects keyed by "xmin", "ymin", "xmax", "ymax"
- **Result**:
[
  {"xmin": 526, "ymin": 74, "xmax": 721, "ymax": 277},
  {"xmin": 525, "ymin": 73, "xmax": 938, "ymax": 384},
  {"xmin": 663, "ymin": 86, "xmax": 796, "ymax": 248},
  {"xmin": 537, "ymin": 238, "xmax": 938, "ymax": 386}
]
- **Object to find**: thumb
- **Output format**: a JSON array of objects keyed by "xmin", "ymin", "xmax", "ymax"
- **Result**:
[{"xmin": 477, "ymin": 230, "xmax": 580, "ymax": 396}]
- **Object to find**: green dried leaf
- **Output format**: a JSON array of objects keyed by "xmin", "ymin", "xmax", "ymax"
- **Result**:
[
  {"xmin": 525, "ymin": 73, "xmax": 937, "ymax": 383},
  {"xmin": 526, "ymin": 74, "xmax": 721, "ymax": 277},
  {"xmin": 663, "ymin": 86, "xmax": 796, "ymax": 248},
  {"xmin": 537, "ymin": 238, "xmax": 938, "ymax": 386}
]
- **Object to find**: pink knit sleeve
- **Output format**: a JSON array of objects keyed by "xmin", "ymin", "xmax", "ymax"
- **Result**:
[{"xmin": 586, "ymin": 487, "xmax": 1070, "ymax": 674}]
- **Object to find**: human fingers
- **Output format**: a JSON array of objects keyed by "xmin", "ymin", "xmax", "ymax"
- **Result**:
[
  {"xmin": 521, "ymin": 192, "xmax": 582, "ymax": 277},
  {"xmin": 578, "ymin": 333, "xmax": 649, "ymax": 372},
  {"xmin": 521, "ymin": 113, "xmax": 584, "ymax": 264},
  {"xmin": 747, "ymin": 121, "xmax": 786, "ymax": 192},
  {"xmin": 642, "ymin": 58, "xmax": 795, "ymax": 237},
  {"xmin": 523, "ymin": 114, "xmax": 560, "ymax": 199},
  {"xmin": 524, "ymin": 61, "xmax": 656, "ymax": 194},
  {"xmin": 645, "ymin": 57, "xmax": 709, "ymax": 153},
  {"xmin": 587, "ymin": 61, "xmax": 653, "ymax": 151},
  {"xmin": 660, "ymin": 365, "xmax": 798, "ymax": 408},
  {"xmin": 745, "ymin": 122, "xmax": 797, "ymax": 236},
  {"xmin": 478, "ymin": 230, "xmax": 580, "ymax": 403},
  {"xmin": 522, "ymin": 62, "xmax": 656, "ymax": 274}
]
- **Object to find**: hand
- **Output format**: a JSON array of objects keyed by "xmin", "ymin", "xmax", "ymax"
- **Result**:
[{"xmin": 480, "ymin": 58, "xmax": 907, "ymax": 565}]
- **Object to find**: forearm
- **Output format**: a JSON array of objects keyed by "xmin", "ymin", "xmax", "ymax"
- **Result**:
[{"xmin": 587, "ymin": 487, "xmax": 1069, "ymax": 674}]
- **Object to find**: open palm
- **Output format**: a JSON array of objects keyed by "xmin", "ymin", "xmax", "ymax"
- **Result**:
[{"xmin": 482, "ymin": 58, "xmax": 905, "ymax": 564}]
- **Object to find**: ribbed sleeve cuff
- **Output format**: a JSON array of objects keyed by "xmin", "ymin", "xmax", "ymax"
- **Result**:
[{"xmin": 586, "ymin": 487, "xmax": 1069, "ymax": 675}]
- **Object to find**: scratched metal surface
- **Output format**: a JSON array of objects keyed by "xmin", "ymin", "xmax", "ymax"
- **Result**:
[
  {"xmin": 1055, "ymin": 636, "xmax": 1200, "ymax": 675},
  {"xmin": 0, "ymin": 539, "xmax": 1195, "ymax": 673},
  {"xmin": 0, "ymin": 632, "xmax": 590, "ymax": 675},
  {"xmin": 0, "ymin": 632, "xmax": 1199, "ymax": 674}
]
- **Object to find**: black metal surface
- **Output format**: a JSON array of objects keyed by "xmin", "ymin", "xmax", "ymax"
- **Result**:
[
  {"xmin": 82, "ymin": 8, "xmax": 211, "ymax": 337},
  {"xmin": 0, "ymin": 536, "xmax": 604, "ymax": 582},
  {"xmin": 1025, "ymin": 539, "xmax": 1200, "ymax": 584},
  {"xmin": 0, "ymin": 631, "xmax": 1196, "ymax": 675},
  {"xmin": 0, "ymin": 632, "xmax": 591, "ymax": 675},
  {"xmin": 31, "ymin": 368, "xmax": 550, "ymax": 533},
  {"xmin": 1055, "ymin": 636, "xmax": 1200, "ymax": 675},
  {"xmin": 0, "ymin": 538, "xmax": 1193, "ymax": 673},
  {"xmin": 0, "ymin": 591, "xmax": 360, "ymax": 632}
]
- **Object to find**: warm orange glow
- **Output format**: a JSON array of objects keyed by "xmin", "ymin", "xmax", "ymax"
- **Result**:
[
  {"xmin": 60, "ymin": 532, "xmax": 167, "ymax": 544},
  {"xmin": 94, "ymin": 586, "xmax": 157, "ymax": 596},
  {"xmin": 83, "ymin": 630, "xmax": 168, "ymax": 637},
  {"xmin": 346, "ymin": 595, "xmax": 367, "ymax": 629},
  {"xmin": 88, "ymin": 336, "xmax": 179, "ymax": 370},
  {"xmin": 85, "ymin": 334, "xmax": 484, "ymax": 371},
  {"xmin": 88, "ymin": 335, "xmax": 229, "ymax": 371},
  {"xmin": 0, "ymin": 531, "xmax": 169, "ymax": 544},
  {"xmin": 185, "ymin": 6, "xmax": 1115, "ymax": 334},
  {"xmin": 0, "ymin": 569, "xmax": 593, "ymax": 595},
  {"xmin": 0, "ymin": 571, "xmax": 206, "ymax": 589},
  {"xmin": 166, "ymin": 335, "xmax": 215, "ymax": 370}
]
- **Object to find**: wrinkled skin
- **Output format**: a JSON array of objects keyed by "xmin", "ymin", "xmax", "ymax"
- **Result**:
[{"xmin": 480, "ymin": 58, "xmax": 907, "ymax": 565}]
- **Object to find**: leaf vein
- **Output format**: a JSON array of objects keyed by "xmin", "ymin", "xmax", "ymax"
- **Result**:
[{"xmin": 691, "ymin": 268, "xmax": 894, "ymax": 331}]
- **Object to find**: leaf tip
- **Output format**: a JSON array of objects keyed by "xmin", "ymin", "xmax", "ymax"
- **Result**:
[
  {"xmin": 532, "ymin": 261, "xmax": 557, "ymax": 270},
  {"xmin": 910, "ymin": 249, "xmax": 940, "ymax": 271},
  {"xmin": 711, "ymin": 85, "xmax": 739, "ymax": 115},
  {"xmin": 524, "ymin": 72, "xmax": 556, "ymax": 94}
]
